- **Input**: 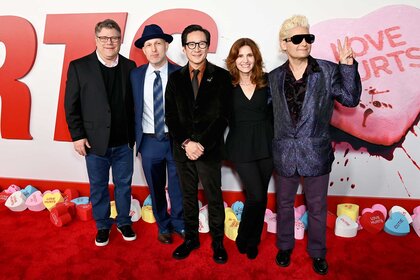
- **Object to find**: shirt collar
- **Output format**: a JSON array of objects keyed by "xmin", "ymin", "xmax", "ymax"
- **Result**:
[
  {"xmin": 96, "ymin": 51, "xmax": 119, "ymax": 68},
  {"xmin": 147, "ymin": 61, "xmax": 168, "ymax": 76}
]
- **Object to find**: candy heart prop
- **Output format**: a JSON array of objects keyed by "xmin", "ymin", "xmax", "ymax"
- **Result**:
[
  {"xmin": 63, "ymin": 189, "xmax": 79, "ymax": 202},
  {"xmin": 198, "ymin": 200, "xmax": 203, "ymax": 209},
  {"xmin": 0, "ymin": 191, "xmax": 11, "ymax": 204},
  {"xmin": 110, "ymin": 201, "xmax": 117, "ymax": 219},
  {"xmin": 141, "ymin": 205, "xmax": 156, "ymax": 223},
  {"xmin": 359, "ymin": 211, "xmax": 385, "ymax": 234},
  {"xmin": 223, "ymin": 201, "xmax": 228, "ymax": 208},
  {"xmin": 295, "ymin": 220, "xmax": 305, "ymax": 240},
  {"xmin": 43, "ymin": 190, "xmax": 64, "ymax": 211},
  {"xmin": 299, "ymin": 211, "xmax": 308, "ymax": 229},
  {"xmin": 50, "ymin": 204, "xmax": 72, "ymax": 227},
  {"xmin": 361, "ymin": 204, "xmax": 387, "ymax": 220},
  {"xmin": 21, "ymin": 185, "xmax": 38, "ymax": 198},
  {"xmin": 5, "ymin": 184, "xmax": 20, "ymax": 193},
  {"xmin": 5, "ymin": 191, "xmax": 27, "ymax": 212},
  {"xmin": 327, "ymin": 211, "xmax": 337, "ymax": 229},
  {"xmin": 25, "ymin": 191, "xmax": 45, "ymax": 211},
  {"xmin": 264, "ymin": 209, "xmax": 277, "ymax": 234},
  {"xmin": 143, "ymin": 195, "xmax": 152, "ymax": 206},
  {"xmin": 224, "ymin": 207, "xmax": 239, "ymax": 241},
  {"xmin": 389, "ymin": 206, "xmax": 412, "ymax": 224},
  {"xmin": 337, "ymin": 203, "xmax": 359, "ymax": 221},
  {"xmin": 231, "ymin": 201, "xmax": 244, "ymax": 221},
  {"xmin": 76, "ymin": 203, "xmax": 93, "ymax": 221},
  {"xmin": 199, "ymin": 205, "xmax": 210, "ymax": 233},
  {"xmin": 130, "ymin": 198, "xmax": 141, "ymax": 222},
  {"xmin": 294, "ymin": 205, "xmax": 306, "ymax": 219},
  {"xmin": 335, "ymin": 215, "xmax": 358, "ymax": 238},
  {"xmin": 413, "ymin": 206, "xmax": 420, "ymax": 216},
  {"xmin": 71, "ymin": 196, "xmax": 89, "ymax": 205},
  {"xmin": 56, "ymin": 201, "xmax": 76, "ymax": 217},
  {"xmin": 412, "ymin": 214, "xmax": 420, "ymax": 237},
  {"xmin": 384, "ymin": 212, "xmax": 410, "ymax": 236}
]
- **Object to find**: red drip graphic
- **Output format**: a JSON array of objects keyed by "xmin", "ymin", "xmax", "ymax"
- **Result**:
[
  {"xmin": 401, "ymin": 147, "xmax": 420, "ymax": 170},
  {"xmin": 362, "ymin": 108, "xmax": 374, "ymax": 127},
  {"xmin": 397, "ymin": 171, "xmax": 411, "ymax": 197}
]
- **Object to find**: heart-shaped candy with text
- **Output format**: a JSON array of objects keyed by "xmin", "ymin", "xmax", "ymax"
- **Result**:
[
  {"xmin": 389, "ymin": 205, "xmax": 412, "ymax": 224},
  {"xmin": 43, "ymin": 190, "xmax": 64, "ymax": 210},
  {"xmin": 199, "ymin": 205, "xmax": 209, "ymax": 233},
  {"xmin": 295, "ymin": 220, "xmax": 305, "ymax": 240},
  {"xmin": 25, "ymin": 191, "xmax": 45, "ymax": 212},
  {"xmin": 224, "ymin": 207, "xmax": 239, "ymax": 241},
  {"xmin": 63, "ymin": 188, "xmax": 79, "ymax": 202},
  {"xmin": 21, "ymin": 185, "xmax": 38, "ymax": 198},
  {"xmin": 362, "ymin": 204, "xmax": 387, "ymax": 220},
  {"xmin": 264, "ymin": 209, "xmax": 277, "ymax": 234},
  {"xmin": 335, "ymin": 215, "xmax": 358, "ymax": 238},
  {"xmin": 56, "ymin": 201, "xmax": 76, "ymax": 217},
  {"xmin": 50, "ymin": 204, "xmax": 72, "ymax": 227},
  {"xmin": 360, "ymin": 210, "xmax": 385, "ymax": 234},
  {"xmin": 384, "ymin": 212, "xmax": 410, "ymax": 236},
  {"xmin": 5, "ymin": 191, "xmax": 27, "ymax": 212},
  {"xmin": 299, "ymin": 211, "xmax": 308, "ymax": 229},
  {"xmin": 130, "ymin": 198, "xmax": 141, "ymax": 222},
  {"xmin": 110, "ymin": 201, "xmax": 117, "ymax": 219},
  {"xmin": 411, "ymin": 214, "xmax": 420, "ymax": 237},
  {"xmin": 141, "ymin": 205, "xmax": 156, "ymax": 223},
  {"xmin": 143, "ymin": 195, "xmax": 152, "ymax": 206},
  {"xmin": 337, "ymin": 203, "xmax": 359, "ymax": 222},
  {"xmin": 71, "ymin": 196, "xmax": 89, "ymax": 205},
  {"xmin": 294, "ymin": 205, "xmax": 306, "ymax": 219},
  {"xmin": 5, "ymin": 184, "xmax": 20, "ymax": 194},
  {"xmin": 231, "ymin": 201, "xmax": 244, "ymax": 221},
  {"xmin": 76, "ymin": 203, "xmax": 92, "ymax": 221}
]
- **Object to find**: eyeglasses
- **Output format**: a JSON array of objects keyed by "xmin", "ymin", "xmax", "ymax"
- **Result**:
[
  {"xmin": 283, "ymin": 34, "xmax": 315, "ymax": 45},
  {"xmin": 96, "ymin": 36, "xmax": 121, "ymax": 43},
  {"xmin": 185, "ymin": 41, "xmax": 208, "ymax": 50}
]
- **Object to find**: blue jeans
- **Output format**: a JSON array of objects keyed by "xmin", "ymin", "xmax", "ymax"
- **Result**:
[{"xmin": 85, "ymin": 144, "xmax": 133, "ymax": 229}]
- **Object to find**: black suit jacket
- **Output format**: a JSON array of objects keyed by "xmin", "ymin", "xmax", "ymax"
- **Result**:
[
  {"xmin": 165, "ymin": 61, "xmax": 232, "ymax": 162},
  {"xmin": 64, "ymin": 51, "xmax": 136, "ymax": 156}
]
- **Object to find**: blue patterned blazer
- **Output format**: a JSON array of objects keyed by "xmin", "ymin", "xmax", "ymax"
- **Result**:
[{"xmin": 268, "ymin": 58, "xmax": 362, "ymax": 177}]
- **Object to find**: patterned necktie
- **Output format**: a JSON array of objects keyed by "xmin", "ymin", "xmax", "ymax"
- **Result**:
[
  {"xmin": 153, "ymin": 71, "xmax": 165, "ymax": 141},
  {"xmin": 192, "ymin": 69, "xmax": 200, "ymax": 99}
]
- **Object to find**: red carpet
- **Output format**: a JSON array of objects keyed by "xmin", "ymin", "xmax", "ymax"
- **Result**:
[{"xmin": 0, "ymin": 209, "xmax": 419, "ymax": 280}]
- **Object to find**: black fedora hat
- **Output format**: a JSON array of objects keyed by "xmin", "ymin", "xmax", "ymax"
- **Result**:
[{"xmin": 134, "ymin": 24, "xmax": 173, "ymax": 48}]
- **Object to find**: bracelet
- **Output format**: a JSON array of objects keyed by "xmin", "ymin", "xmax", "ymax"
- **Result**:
[{"xmin": 181, "ymin": 138, "xmax": 191, "ymax": 150}]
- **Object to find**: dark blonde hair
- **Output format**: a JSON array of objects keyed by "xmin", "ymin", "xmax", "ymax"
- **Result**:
[{"xmin": 226, "ymin": 38, "xmax": 266, "ymax": 89}]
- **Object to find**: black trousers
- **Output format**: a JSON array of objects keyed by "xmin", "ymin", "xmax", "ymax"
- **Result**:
[
  {"xmin": 235, "ymin": 157, "xmax": 273, "ymax": 247},
  {"xmin": 175, "ymin": 160, "xmax": 225, "ymax": 242}
]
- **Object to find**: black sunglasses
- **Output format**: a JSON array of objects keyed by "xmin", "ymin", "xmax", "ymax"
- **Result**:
[{"xmin": 284, "ymin": 34, "xmax": 315, "ymax": 45}]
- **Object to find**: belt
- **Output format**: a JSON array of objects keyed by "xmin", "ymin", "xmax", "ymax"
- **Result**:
[{"xmin": 143, "ymin": 133, "xmax": 169, "ymax": 138}]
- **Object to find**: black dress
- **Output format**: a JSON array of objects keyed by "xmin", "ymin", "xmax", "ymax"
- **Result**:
[{"xmin": 226, "ymin": 85, "xmax": 273, "ymax": 162}]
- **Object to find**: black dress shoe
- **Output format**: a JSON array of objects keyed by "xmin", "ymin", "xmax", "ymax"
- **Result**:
[
  {"xmin": 235, "ymin": 238, "xmax": 247, "ymax": 254},
  {"xmin": 117, "ymin": 225, "xmax": 136, "ymax": 241},
  {"xmin": 312, "ymin": 258, "xmax": 328, "ymax": 275},
  {"xmin": 172, "ymin": 239, "xmax": 200, "ymax": 260},
  {"xmin": 275, "ymin": 249, "xmax": 292, "ymax": 267},
  {"xmin": 246, "ymin": 246, "xmax": 258, "ymax": 260},
  {"xmin": 158, "ymin": 233, "xmax": 173, "ymax": 244},
  {"xmin": 212, "ymin": 242, "xmax": 228, "ymax": 264}
]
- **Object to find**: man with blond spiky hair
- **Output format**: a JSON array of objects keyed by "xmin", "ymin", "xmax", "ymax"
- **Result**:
[{"xmin": 269, "ymin": 15, "xmax": 362, "ymax": 275}]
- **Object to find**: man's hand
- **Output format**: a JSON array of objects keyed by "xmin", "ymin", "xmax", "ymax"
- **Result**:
[
  {"xmin": 73, "ymin": 138, "xmax": 91, "ymax": 156},
  {"xmin": 185, "ymin": 141, "xmax": 204, "ymax": 161},
  {"xmin": 337, "ymin": 37, "xmax": 354, "ymax": 65}
]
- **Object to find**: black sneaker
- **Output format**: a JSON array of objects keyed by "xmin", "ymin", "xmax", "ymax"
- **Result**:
[
  {"xmin": 95, "ymin": 229, "xmax": 110, "ymax": 247},
  {"xmin": 117, "ymin": 225, "xmax": 136, "ymax": 241}
]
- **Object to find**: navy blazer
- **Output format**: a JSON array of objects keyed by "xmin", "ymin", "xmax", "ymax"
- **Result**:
[
  {"xmin": 269, "ymin": 58, "xmax": 362, "ymax": 177},
  {"xmin": 65, "ymin": 52, "xmax": 136, "ymax": 156},
  {"xmin": 130, "ymin": 62, "xmax": 180, "ymax": 155},
  {"xmin": 165, "ymin": 61, "xmax": 232, "ymax": 162}
]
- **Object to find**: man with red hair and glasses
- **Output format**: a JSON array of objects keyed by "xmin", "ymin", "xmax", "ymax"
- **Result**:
[{"xmin": 269, "ymin": 15, "xmax": 362, "ymax": 275}]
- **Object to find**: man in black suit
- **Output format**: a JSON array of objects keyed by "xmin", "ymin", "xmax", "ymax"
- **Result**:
[
  {"xmin": 65, "ymin": 19, "xmax": 137, "ymax": 246},
  {"xmin": 165, "ymin": 24, "xmax": 232, "ymax": 264}
]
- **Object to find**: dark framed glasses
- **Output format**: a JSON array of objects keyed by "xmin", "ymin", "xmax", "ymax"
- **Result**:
[
  {"xmin": 185, "ymin": 41, "xmax": 208, "ymax": 49},
  {"xmin": 284, "ymin": 34, "xmax": 315, "ymax": 45}
]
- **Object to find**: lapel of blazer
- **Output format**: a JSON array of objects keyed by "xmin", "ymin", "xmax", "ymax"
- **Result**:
[
  {"xmin": 296, "ymin": 66, "xmax": 321, "ymax": 129},
  {"xmin": 274, "ymin": 64, "xmax": 295, "ymax": 128},
  {"xmin": 135, "ymin": 64, "xmax": 147, "ymax": 111},
  {"xmin": 179, "ymin": 65, "xmax": 195, "ymax": 117},
  {"xmin": 118, "ymin": 54, "xmax": 128, "ymax": 101},
  {"xmin": 195, "ymin": 61, "xmax": 215, "ymax": 103},
  {"xmin": 87, "ymin": 52, "xmax": 107, "ymax": 99}
]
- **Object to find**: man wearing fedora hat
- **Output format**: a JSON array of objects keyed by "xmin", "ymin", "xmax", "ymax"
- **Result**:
[{"xmin": 131, "ymin": 24, "xmax": 184, "ymax": 245}]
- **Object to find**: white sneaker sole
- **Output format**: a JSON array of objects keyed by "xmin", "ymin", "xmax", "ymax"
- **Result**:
[{"xmin": 117, "ymin": 228, "xmax": 137, "ymax": 241}]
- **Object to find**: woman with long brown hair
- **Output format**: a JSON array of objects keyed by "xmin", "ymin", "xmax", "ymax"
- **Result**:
[{"xmin": 225, "ymin": 38, "xmax": 273, "ymax": 259}]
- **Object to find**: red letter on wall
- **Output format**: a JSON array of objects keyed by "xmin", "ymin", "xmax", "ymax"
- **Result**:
[
  {"xmin": 0, "ymin": 16, "xmax": 36, "ymax": 139},
  {"xmin": 44, "ymin": 13, "xmax": 128, "ymax": 141},
  {"xmin": 129, "ymin": 9, "xmax": 218, "ymax": 66}
]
